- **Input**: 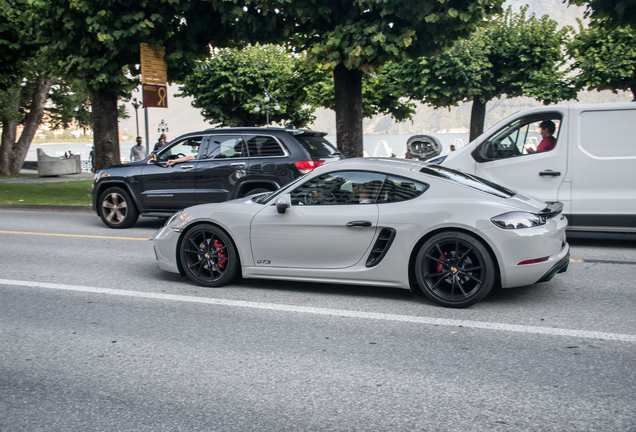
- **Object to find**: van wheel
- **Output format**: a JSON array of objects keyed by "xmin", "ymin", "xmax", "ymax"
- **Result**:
[
  {"xmin": 98, "ymin": 187, "xmax": 139, "ymax": 228},
  {"xmin": 415, "ymin": 231, "xmax": 495, "ymax": 308}
]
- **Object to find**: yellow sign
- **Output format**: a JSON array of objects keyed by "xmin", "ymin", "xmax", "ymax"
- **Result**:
[{"xmin": 140, "ymin": 43, "xmax": 167, "ymax": 85}]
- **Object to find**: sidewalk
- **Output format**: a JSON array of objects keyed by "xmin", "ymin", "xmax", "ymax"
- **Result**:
[{"xmin": 0, "ymin": 169, "xmax": 94, "ymax": 213}]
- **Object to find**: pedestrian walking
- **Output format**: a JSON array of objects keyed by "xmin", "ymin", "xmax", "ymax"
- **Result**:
[{"xmin": 130, "ymin": 136, "xmax": 145, "ymax": 161}]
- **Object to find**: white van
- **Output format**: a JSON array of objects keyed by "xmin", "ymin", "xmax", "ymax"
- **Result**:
[{"xmin": 438, "ymin": 102, "xmax": 636, "ymax": 233}]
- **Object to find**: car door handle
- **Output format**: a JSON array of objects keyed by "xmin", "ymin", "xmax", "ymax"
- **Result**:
[
  {"xmin": 539, "ymin": 170, "xmax": 561, "ymax": 177},
  {"xmin": 231, "ymin": 162, "xmax": 246, "ymax": 167},
  {"xmin": 179, "ymin": 165, "xmax": 194, "ymax": 169},
  {"xmin": 346, "ymin": 221, "xmax": 372, "ymax": 227}
]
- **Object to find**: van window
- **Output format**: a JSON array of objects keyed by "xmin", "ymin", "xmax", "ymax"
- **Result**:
[
  {"xmin": 483, "ymin": 115, "xmax": 562, "ymax": 160},
  {"xmin": 579, "ymin": 109, "xmax": 636, "ymax": 158}
]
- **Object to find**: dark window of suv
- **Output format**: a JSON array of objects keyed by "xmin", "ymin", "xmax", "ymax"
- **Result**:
[
  {"xmin": 158, "ymin": 137, "xmax": 202, "ymax": 162},
  {"xmin": 294, "ymin": 134, "xmax": 340, "ymax": 158},
  {"xmin": 246, "ymin": 136, "xmax": 286, "ymax": 157},
  {"xmin": 201, "ymin": 135, "xmax": 246, "ymax": 159}
]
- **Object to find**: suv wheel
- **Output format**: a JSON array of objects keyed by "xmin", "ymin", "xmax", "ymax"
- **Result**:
[{"xmin": 98, "ymin": 187, "xmax": 139, "ymax": 228}]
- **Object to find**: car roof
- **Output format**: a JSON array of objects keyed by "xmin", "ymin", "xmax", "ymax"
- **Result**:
[{"xmin": 313, "ymin": 157, "xmax": 425, "ymax": 173}]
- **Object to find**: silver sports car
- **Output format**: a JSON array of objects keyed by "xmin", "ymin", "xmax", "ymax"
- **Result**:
[{"xmin": 153, "ymin": 158, "xmax": 569, "ymax": 308}]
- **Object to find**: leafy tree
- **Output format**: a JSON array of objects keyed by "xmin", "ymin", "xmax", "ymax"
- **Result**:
[
  {"xmin": 179, "ymin": 44, "xmax": 415, "ymax": 129},
  {"xmin": 249, "ymin": 0, "xmax": 504, "ymax": 157},
  {"xmin": 30, "ymin": 0, "xmax": 247, "ymax": 171},
  {"xmin": 0, "ymin": 0, "xmax": 60, "ymax": 175},
  {"xmin": 569, "ymin": 21, "xmax": 636, "ymax": 100},
  {"xmin": 567, "ymin": 0, "xmax": 636, "ymax": 28},
  {"xmin": 391, "ymin": 6, "xmax": 576, "ymax": 141},
  {"xmin": 178, "ymin": 45, "xmax": 319, "ymax": 128}
]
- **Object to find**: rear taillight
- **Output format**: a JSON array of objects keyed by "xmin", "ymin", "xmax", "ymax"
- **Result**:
[{"xmin": 294, "ymin": 160, "xmax": 325, "ymax": 174}]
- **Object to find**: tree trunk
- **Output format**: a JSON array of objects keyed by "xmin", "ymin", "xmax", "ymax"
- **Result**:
[
  {"xmin": 469, "ymin": 97, "xmax": 487, "ymax": 142},
  {"xmin": 91, "ymin": 89, "xmax": 121, "ymax": 171},
  {"xmin": 0, "ymin": 89, "xmax": 19, "ymax": 176},
  {"xmin": 8, "ymin": 76, "xmax": 57, "ymax": 175},
  {"xmin": 333, "ymin": 64, "xmax": 363, "ymax": 158}
]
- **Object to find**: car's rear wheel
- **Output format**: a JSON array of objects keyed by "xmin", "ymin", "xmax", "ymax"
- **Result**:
[
  {"xmin": 415, "ymin": 231, "xmax": 495, "ymax": 308},
  {"xmin": 179, "ymin": 224, "xmax": 239, "ymax": 287},
  {"xmin": 98, "ymin": 187, "xmax": 139, "ymax": 228}
]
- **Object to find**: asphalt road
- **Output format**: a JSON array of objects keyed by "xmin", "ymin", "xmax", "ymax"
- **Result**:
[{"xmin": 1, "ymin": 210, "xmax": 635, "ymax": 431}]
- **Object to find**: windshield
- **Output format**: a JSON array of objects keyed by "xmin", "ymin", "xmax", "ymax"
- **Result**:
[
  {"xmin": 255, "ymin": 174, "xmax": 311, "ymax": 204},
  {"xmin": 420, "ymin": 165, "xmax": 516, "ymax": 198}
]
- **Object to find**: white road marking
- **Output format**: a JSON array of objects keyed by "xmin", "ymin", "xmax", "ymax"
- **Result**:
[{"xmin": 2, "ymin": 278, "xmax": 635, "ymax": 343}]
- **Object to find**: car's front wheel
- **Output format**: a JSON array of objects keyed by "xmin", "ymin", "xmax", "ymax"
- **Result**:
[
  {"xmin": 415, "ymin": 231, "xmax": 495, "ymax": 308},
  {"xmin": 179, "ymin": 224, "xmax": 240, "ymax": 287},
  {"xmin": 98, "ymin": 187, "xmax": 139, "ymax": 228}
]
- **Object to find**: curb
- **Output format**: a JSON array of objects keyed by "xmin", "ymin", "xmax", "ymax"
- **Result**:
[{"xmin": 0, "ymin": 204, "xmax": 94, "ymax": 214}]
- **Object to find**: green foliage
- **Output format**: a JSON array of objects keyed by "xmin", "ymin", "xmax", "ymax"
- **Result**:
[
  {"xmin": 568, "ymin": 0, "xmax": 636, "ymax": 29},
  {"xmin": 261, "ymin": 0, "xmax": 505, "ymax": 71},
  {"xmin": 178, "ymin": 45, "xmax": 319, "ymax": 127},
  {"xmin": 393, "ymin": 6, "xmax": 576, "ymax": 107},
  {"xmin": 569, "ymin": 21, "xmax": 636, "ymax": 100}
]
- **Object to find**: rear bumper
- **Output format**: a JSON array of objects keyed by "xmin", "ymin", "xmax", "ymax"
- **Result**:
[{"xmin": 536, "ymin": 251, "xmax": 570, "ymax": 283}]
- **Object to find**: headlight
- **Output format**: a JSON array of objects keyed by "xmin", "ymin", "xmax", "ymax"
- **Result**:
[
  {"xmin": 165, "ymin": 211, "xmax": 184, "ymax": 227},
  {"xmin": 491, "ymin": 211, "xmax": 546, "ymax": 229}
]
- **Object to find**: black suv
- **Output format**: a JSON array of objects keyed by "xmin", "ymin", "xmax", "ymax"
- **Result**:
[{"xmin": 92, "ymin": 127, "xmax": 343, "ymax": 228}]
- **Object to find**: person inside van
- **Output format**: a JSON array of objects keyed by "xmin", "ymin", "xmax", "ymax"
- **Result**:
[{"xmin": 527, "ymin": 120, "xmax": 556, "ymax": 154}]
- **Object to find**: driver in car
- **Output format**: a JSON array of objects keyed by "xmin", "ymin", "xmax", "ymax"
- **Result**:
[{"xmin": 527, "ymin": 120, "xmax": 556, "ymax": 154}]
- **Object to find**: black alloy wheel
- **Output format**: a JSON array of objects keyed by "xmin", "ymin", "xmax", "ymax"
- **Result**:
[
  {"xmin": 179, "ymin": 224, "xmax": 239, "ymax": 287},
  {"xmin": 98, "ymin": 187, "xmax": 139, "ymax": 228},
  {"xmin": 415, "ymin": 231, "xmax": 495, "ymax": 308}
]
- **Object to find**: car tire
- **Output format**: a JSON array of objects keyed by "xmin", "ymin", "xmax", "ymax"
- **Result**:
[
  {"xmin": 98, "ymin": 187, "xmax": 139, "ymax": 229},
  {"xmin": 415, "ymin": 231, "xmax": 495, "ymax": 308},
  {"xmin": 179, "ymin": 224, "xmax": 240, "ymax": 287}
]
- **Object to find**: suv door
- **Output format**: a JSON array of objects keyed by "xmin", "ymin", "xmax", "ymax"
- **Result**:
[
  {"xmin": 195, "ymin": 134, "xmax": 250, "ymax": 204},
  {"xmin": 140, "ymin": 136, "xmax": 202, "ymax": 211}
]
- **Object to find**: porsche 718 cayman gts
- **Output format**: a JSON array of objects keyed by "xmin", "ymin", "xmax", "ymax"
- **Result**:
[{"xmin": 153, "ymin": 158, "xmax": 569, "ymax": 308}]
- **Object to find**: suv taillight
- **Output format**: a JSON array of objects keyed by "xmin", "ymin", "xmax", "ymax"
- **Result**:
[{"xmin": 294, "ymin": 160, "xmax": 325, "ymax": 174}]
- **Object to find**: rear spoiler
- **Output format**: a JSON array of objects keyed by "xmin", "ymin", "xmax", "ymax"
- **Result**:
[{"xmin": 540, "ymin": 202, "xmax": 563, "ymax": 219}]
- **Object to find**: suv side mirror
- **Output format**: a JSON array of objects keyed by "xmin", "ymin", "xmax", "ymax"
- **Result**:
[
  {"xmin": 275, "ymin": 194, "xmax": 291, "ymax": 214},
  {"xmin": 149, "ymin": 152, "xmax": 157, "ymax": 162}
]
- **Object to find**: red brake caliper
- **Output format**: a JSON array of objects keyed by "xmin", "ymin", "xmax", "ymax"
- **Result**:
[
  {"xmin": 214, "ymin": 239, "xmax": 227, "ymax": 268},
  {"xmin": 436, "ymin": 252, "xmax": 447, "ymax": 273}
]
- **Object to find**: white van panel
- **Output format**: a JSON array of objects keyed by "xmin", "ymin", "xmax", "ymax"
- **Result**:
[{"xmin": 571, "ymin": 108, "xmax": 636, "ymax": 226}]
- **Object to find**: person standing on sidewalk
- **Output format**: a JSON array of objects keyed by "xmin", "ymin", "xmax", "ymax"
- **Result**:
[{"xmin": 130, "ymin": 137, "xmax": 145, "ymax": 161}]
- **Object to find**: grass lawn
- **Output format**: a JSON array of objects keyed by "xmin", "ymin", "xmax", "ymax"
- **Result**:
[{"xmin": 0, "ymin": 180, "xmax": 93, "ymax": 205}]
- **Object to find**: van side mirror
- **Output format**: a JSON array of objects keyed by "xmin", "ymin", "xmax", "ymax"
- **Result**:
[
  {"xmin": 275, "ymin": 194, "xmax": 291, "ymax": 214},
  {"xmin": 473, "ymin": 141, "xmax": 495, "ymax": 162}
]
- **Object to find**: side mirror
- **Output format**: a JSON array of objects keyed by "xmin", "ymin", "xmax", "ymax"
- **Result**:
[
  {"xmin": 149, "ymin": 152, "xmax": 157, "ymax": 162},
  {"xmin": 275, "ymin": 194, "xmax": 291, "ymax": 214},
  {"xmin": 473, "ymin": 141, "xmax": 495, "ymax": 162}
]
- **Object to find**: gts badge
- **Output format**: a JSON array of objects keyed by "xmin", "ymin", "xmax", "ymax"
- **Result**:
[{"xmin": 257, "ymin": 260, "xmax": 271, "ymax": 265}]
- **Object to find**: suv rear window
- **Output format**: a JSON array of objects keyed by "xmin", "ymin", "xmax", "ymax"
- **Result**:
[
  {"xmin": 294, "ymin": 134, "xmax": 340, "ymax": 158},
  {"xmin": 420, "ymin": 165, "xmax": 516, "ymax": 198}
]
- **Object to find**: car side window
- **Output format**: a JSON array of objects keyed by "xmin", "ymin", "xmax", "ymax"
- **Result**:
[
  {"xmin": 158, "ymin": 137, "xmax": 202, "ymax": 162},
  {"xmin": 246, "ymin": 136, "xmax": 285, "ymax": 157},
  {"xmin": 200, "ymin": 135, "xmax": 246, "ymax": 159},
  {"xmin": 290, "ymin": 171, "xmax": 386, "ymax": 206},
  {"xmin": 376, "ymin": 175, "xmax": 428, "ymax": 203},
  {"xmin": 485, "ymin": 117, "xmax": 561, "ymax": 160}
]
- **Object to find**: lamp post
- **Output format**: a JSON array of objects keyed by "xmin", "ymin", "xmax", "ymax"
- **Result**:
[
  {"xmin": 157, "ymin": 119, "xmax": 169, "ymax": 135},
  {"xmin": 131, "ymin": 98, "xmax": 143, "ymax": 137},
  {"xmin": 253, "ymin": 91, "xmax": 280, "ymax": 125}
]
